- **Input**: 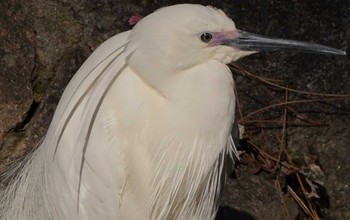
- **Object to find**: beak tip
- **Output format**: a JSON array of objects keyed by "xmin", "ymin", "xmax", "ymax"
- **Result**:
[{"xmin": 336, "ymin": 50, "xmax": 346, "ymax": 56}]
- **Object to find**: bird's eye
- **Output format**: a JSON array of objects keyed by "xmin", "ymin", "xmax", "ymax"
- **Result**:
[{"xmin": 200, "ymin": 32, "xmax": 212, "ymax": 43}]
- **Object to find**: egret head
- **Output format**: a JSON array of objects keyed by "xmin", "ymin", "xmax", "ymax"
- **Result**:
[
  {"xmin": 126, "ymin": 4, "xmax": 245, "ymax": 74},
  {"xmin": 126, "ymin": 4, "xmax": 345, "ymax": 91}
]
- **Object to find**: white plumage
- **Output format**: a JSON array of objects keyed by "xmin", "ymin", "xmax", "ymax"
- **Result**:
[{"xmin": 0, "ymin": 4, "xmax": 345, "ymax": 220}]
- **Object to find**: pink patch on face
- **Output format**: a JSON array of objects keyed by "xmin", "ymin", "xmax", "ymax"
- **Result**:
[
  {"xmin": 209, "ymin": 30, "xmax": 239, "ymax": 47},
  {"xmin": 128, "ymin": 15, "xmax": 143, "ymax": 26}
]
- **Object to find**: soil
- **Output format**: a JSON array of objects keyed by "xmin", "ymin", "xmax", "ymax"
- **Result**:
[{"xmin": 0, "ymin": 0, "xmax": 349, "ymax": 219}]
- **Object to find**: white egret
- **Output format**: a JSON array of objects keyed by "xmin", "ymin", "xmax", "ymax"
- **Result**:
[{"xmin": 0, "ymin": 4, "xmax": 345, "ymax": 220}]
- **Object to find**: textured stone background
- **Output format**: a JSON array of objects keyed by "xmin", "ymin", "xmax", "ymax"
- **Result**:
[{"xmin": 0, "ymin": 0, "xmax": 349, "ymax": 219}]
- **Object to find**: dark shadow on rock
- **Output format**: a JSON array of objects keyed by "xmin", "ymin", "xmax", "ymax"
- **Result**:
[{"xmin": 216, "ymin": 206, "xmax": 256, "ymax": 220}]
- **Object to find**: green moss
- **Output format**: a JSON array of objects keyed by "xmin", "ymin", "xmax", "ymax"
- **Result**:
[
  {"xmin": 32, "ymin": 80, "xmax": 48, "ymax": 100},
  {"xmin": 292, "ymin": 156, "xmax": 304, "ymax": 167},
  {"xmin": 1, "ymin": 131, "xmax": 25, "ymax": 153}
]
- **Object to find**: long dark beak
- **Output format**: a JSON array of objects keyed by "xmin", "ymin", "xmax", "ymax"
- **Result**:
[{"xmin": 222, "ymin": 30, "xmax": 346, "ymax": 56}]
